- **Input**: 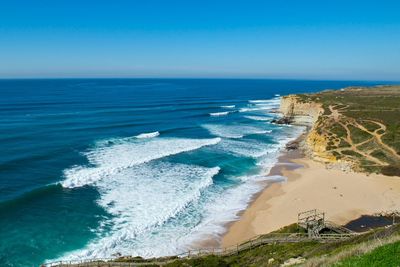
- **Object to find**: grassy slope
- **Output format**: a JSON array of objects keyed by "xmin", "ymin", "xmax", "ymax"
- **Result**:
[
  {"xmin": 335, "ymin": 240, "xmax": 400, "ymax": 267},
  {"xmin": 157, "ymin": 224, "xmax": 400, "ymax": 267},
  {"xmin": 297, "ymin": 85, "xmax": 400, "ymax": 176}
]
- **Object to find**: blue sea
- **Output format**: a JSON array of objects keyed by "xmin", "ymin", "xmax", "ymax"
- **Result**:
[{"xmin": 0, "ymin": 79, "xmax": 380, "ymax": 266}]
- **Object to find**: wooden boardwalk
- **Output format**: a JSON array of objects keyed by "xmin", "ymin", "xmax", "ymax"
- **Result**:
[
  {"xmin": 44, "ymin": 232, "xmax": 356, "ymax": 267},
  {"xmin": 44, "ymin": 210, "xmax": 363, "ymax": 266}
]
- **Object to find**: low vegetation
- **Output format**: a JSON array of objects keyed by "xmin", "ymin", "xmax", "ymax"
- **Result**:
[
  {"xmin": 298, "ymin": 85, "xmax": 400, "ymax": 176},
  {"xmin": 335, "ymin": 240, "xmax": 400, "ymax": 267},
  {"xmin": 86, "ymin": 224, "xmax": 400, "ymax": 267},
  {"xmin": 173, "ymin": 226, "xmax": 400, "ymax": 267}
]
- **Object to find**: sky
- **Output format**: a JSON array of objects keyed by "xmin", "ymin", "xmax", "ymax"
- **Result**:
[{"xmin": 0, "ymin": 0, "xmax": 399, "ymax": 80}]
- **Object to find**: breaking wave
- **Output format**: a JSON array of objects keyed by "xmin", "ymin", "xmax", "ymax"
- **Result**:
[
  {"xmin": 215, "ymin": 138, "xmax": 276, "ymax": 158},
  {"xmin": 244, "ymin": 115, "xmax": 272, "ymax": 121},
  {"xmin": 135, "ymin": 131, "xmax": 160, "ymax": 139},
  {"xmin": 50, "ymin": 95, "xmax": 306, "ymax": 263},
  {"xmin": 61, "ymin": 137, "xmax": 221, "ymax": 188},
  {"xmin": 248, "ymin": 98, "xmax": 280, "ymax": 104},
  {"xmin": 209, "ymin": 111, "xmax": 230, "ymax": 117},
  {"xmin": 220, "ymin": 105, "xmax": 235, "ymax": 108},
  {"xmin": 55, "ymin": 162, "xmax": 220, "ymax": 260},
  {"xmin": 203, "ymin": 124, "xmax": 271, "ymax": 139},
  {"xmin": 239, "ymin": 97, "xmax": 281, "ymax": 113}
]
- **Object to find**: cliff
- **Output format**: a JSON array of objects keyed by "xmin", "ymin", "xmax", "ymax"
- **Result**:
[
  {"xmin": 279, "ymin": 95, "xmax": 322, "ymax": 123},
  {"xmin": 280, "ymin": 95, "xmax": 338, "ymax": 164},
  {"xmin": 280, "ymin": 86, "xmax": 400, "ymax": 176}
]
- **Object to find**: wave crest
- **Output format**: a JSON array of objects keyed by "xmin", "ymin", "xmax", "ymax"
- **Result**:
[
  {"xmin": 220, "ymin": 105, "xmax": 235, "ymax": 108},
  {"xmin": 203, "ymin": 124, "xmax": 270, "ymax": 139},
  {"xmin": 135, "ymin": 131, "xmax": 160, "ymax": 139},
  {"xmin": 61, "ymin": 137, "xmax": 221, "ymax": 188},
  {"xmin": 209, "ymin": 111, "xmax": 229, "ymax": 117},
  {"xmin": 53, "ymin": 163, "xmax": 220, "ymax": 261},
  {"xmin": 244, "ymin": 115, "xmax": 272, "ymax": 121}
]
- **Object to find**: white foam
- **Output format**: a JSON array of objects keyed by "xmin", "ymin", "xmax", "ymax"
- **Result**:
[
  {"xmin": 215, "ymin": 138, "xmax": 276, "ymax": 158},
  {"xmin": 239, "ymin": 106, "xmax": 277, "ymax": 112},
  {"xmin": 239, "ymin": 107, "xmax": 263, "ymax": 113},
  {"xmin": 192, "ymin": 126, "xmax": 307, "ymax": 248},
  {"xmin": 183, "ymin": 174, "xmax": 287, "ymax": 248},
  {"xmin": 203, "ymin": 124, "xmax": 270, "ymax": 139},
  {"xmin": 61, "ymin": 137, "xmax": 221, "ymax": 188},
  {"xmin": 244, "ymin": 115, "xmax": 272, "ymax": 121},
  {"xmin": 160, "ymin": 126, "xmax": 304, "ymax": 257},
  {"xmin": 209, "ymin": 111, "xmax": 229, "ymax": 117},
  {"xmin": 135, "ymin": 131, "xmax": 160, "ymax": 139},
  {"xmin": 248, "ymin": 99, "xmax": 271, "ymax": 103},
  {"xmin": 220, "ymin": 105, "xmax": 235, "ymax": 108},
  {"xmin": 54, "ymin": 162, "xmax": 220, "ymax": 261},
  {"xmin": 50, "ymin": 123, "xmax": 307, "ymax": 262},
  {"xmin": 182, "ymin": 127, "xmax": 308, "ymax": 249},
  {"xmin": 248, "ymin": 98, "xmax": 280, "ymax": 104},
  {"xmin": 240, "ymin": 98, "xmax": 281, "ymax": 113}
]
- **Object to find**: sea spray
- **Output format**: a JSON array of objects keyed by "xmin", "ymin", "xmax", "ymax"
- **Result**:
[
  {"xmin": 135, "ymin": 131, "xmax": 160, "ymax": 139},
  {"xmin": 61, "ymin": 137, "xmax": 221, "ymax": 188}
]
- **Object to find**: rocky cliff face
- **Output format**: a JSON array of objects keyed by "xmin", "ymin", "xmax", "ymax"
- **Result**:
[
  {"xmin": 280, "ymin": 95, "xmax": 337, "ymax": 163},
  {"xmin": 279, "ymin": 95, "xmax": 322, "ymax": 123}
]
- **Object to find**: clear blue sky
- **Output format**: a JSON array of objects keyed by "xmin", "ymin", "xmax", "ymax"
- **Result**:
[{"xmin": 0, "ymin": 0, "xmax": 399, "ymax": 80}]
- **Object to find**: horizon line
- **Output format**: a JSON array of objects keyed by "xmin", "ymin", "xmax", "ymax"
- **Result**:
[{"xmin": 0, "ymin": 76, "xmax": 399, "ymax": 83}]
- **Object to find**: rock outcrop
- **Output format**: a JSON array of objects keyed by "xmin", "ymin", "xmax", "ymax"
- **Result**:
[
  {"xmin": 279, "ymin": 95, "xmax": 322, "ymax": 124},
  {"xmin": 279, "ymin": 95, "xmax": 337, "ymax": 163}
]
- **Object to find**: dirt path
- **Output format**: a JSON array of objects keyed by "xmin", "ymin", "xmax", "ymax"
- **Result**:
[
  {"xmin": 327, "ymin": 105, "xmax": 395, "ymax": 166},
  {"xmin": 354, "ymin": 120, "xmax": 400, "ymax": 161},
  {"xmin": 329, "ymin": 105, "xmax": 340, "ymax": 122}
]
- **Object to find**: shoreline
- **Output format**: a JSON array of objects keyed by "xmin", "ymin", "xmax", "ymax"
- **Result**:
[
  {"xmin": 192, "ymin": 133, "xmax": 306, "ymax": 250},
  {"xmin": 221, "ymin": 133, "xmax": 306, "ymax": 247},
  {"xmin": 222, "ymin": 134, "xmax": 400, "ymax": 247}
]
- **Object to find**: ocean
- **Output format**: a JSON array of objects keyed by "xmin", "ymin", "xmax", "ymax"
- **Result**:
[{"xmin": 0, "ymin": 79, "xmax": 379, "ymax": 266}]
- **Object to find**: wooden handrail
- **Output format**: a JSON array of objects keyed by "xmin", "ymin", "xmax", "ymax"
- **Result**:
[{"xmin": 44, "ymin": 232, "xmax": 358, "ymax": 266}]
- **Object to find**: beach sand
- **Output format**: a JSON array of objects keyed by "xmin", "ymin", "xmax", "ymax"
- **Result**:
[{"xmin": 222, "ymin": 149, "xmax": 400, "ymax": 247}]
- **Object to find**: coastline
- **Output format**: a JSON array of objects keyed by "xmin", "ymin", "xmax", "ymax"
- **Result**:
[
  {"xmin": 193, "ymin": 132, "xmax": 306, "ymax": 250},
  {"xmin": 222, "ymin": 135, "xmax": 400, "ymax": 247}
]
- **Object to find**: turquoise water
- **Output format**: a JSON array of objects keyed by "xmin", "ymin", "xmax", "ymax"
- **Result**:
[{"xmin": 0, "ymin": 79, "xmax": 380, "ymax": 266}]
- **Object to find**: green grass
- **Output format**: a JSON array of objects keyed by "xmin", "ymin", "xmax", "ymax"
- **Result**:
[
  {"xmin": 370, "ymin": 150, "xmax": 392, "ymax": 163},
  {"xmin": 361, "ymin": 121, "xmax": 381, "ymax": 132},
  {"xmin": 341, "ymin": 150, "xmax": 363, "ymax": 159},
  {"xmin": 97, "ymin": 224, "xmax": 400, "ymax": 267},
  {"xmin": 164, "ymin": 241, "xmax": 319, "ymax": 267},
  {"xmin": 330, "ymin": 123, "xmax": 347, "ymax": 139},
  {"xmin": 338, "ymin": 139, "xmax": 351, "ymax": 148},
  {"xmin": 382, "ymin": 123, "xmax": 400, "ymax": 154},
  {"xmin": 382, "ymin": 166, "xmax": 400, "ymax": 177},
  {"xmin": 356, "ymin": 139, "xmax": 377, "ymax": 152},
  {"xmin": 294, "ymin": 85, "xmax": 400, "ymax": 176},
  {"xmin": 165, "ymin": 255, "xmax": 229, "ymax": 267},
  {"xmin": 162, "ymin": 225, "xmax": 400, "ymax": 267},
  {"xmin": 335, "ymin": 240, "xmax": 400, "ymax": 267},
  {"xmin": 348, "ymin": 125, "xmax": 372, "ymax": 144},
  {"xmin": 269, "ymin": 223, "xmax": 307, "ymax": 234}
]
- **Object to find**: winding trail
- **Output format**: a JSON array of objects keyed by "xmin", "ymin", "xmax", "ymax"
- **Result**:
[{"xmin": 326, "ymin": 105, "xmax": 399, "ymax": 166}]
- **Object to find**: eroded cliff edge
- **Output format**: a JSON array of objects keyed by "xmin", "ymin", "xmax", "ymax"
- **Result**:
[
  {"xmin": 279, "ymin": 95, "xmax": 338, "ymax": 164},
  {"xmin": 279, "ymin": 86, "xmax": 400, "ymax": 176}
]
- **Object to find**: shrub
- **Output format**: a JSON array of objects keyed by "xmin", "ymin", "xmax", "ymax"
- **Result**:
[{"xmin": 381, "ymin": 166, "xmax": 400, "ymax": 177}]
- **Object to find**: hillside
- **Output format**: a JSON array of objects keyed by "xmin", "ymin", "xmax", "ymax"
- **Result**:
[
  {"xmin": 281, "ymin": 85, "xmax": 400, "ymax": 176},
  {"xmin": 165, "ymin": 224, "xmax": 400, "ymax": 267},
  {"xmin": 52, "ymin": 223, "xmax": 400, "ymax": 266}
]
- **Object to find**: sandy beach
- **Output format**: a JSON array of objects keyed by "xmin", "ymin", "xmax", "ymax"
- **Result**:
[{"xmin": 222, "ymin": 148, "xmax": 400, "ymax": 247}]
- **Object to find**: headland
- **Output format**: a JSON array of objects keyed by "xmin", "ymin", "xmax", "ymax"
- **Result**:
[{"xmin": 223, "ymin": 85, "xmax": 400, "ymax": 247}]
